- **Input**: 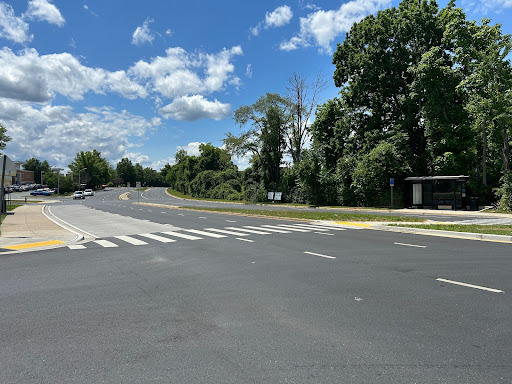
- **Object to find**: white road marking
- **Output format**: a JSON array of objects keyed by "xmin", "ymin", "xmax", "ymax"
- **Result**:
[
  {"xmin": 139, "ymin": 233, "xmax": 176, "ymax": 243},
  {"xmin": 436, "ymin": 278, "xmax": 503, "ymax": 293},
  {"xmin": 198, "ymin": 217, "xmax": 207, "ymax": 219},
  {"xmin": 291, "ymin": 225, "xmax": 329, "ymax": 231},
  {"xmin": 237, "ymin": 238, "xmax": 254, "ymax": 243},
  {"xmin": 226, "ymin": 227, "xmax": 271, "ymax": 235},
  {"xmin": 115, "ymin": 235, "xmax": 148, "ymax": 245},
  {"xmin": 394, "ymin": 242, "xmax": 427, "ymax": 248},
  {"xmin": 94, "ymin": 240, "xmax": 118, "ymax": 248},
  {"xmin": 226, "ymin": 220, "xmax": 237, "ymax": 223},
  {"xmin": 295, "ymin": 224, "xmax": 347, "ymax": 231},
  {"xmin": 273, "ymin": 224, "xmax": 311, "ymax": 232},
  {"xmin": 315, "ymin": 232, "xmax": 335, "ymax": 236},
  {"xmin": 162, "ymin": 231, "xmax": 202, "ymax": 240},
  {"xmin": 244, "ymin": 225, "xmax": 291, "ymax": 233},
  {"xmin": 178, "ymin": 213, "xmax": 185, "ymax": 216},
  {"xmin": 68, "ymin": 245, "xmax": 86, "ymax": 250},
  {"xmin": 204, "ymin": 228, "xmax": 249, "ymax": 236},
  {"xmin": 183, "ymin": 229, "xmax": 227, "ymax": 238},
  {"xmin": 304, "ymin": 251, "xmax": 336, "ymax": 260}
]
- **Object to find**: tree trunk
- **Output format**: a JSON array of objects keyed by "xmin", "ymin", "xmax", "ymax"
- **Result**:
[
  {"xmin": 503, "ymin": 120, "xmax": 510, "ymax": 172},
  {"xmin": 482, "ymin": 125, "xmax": 487, "ymax": 185}
]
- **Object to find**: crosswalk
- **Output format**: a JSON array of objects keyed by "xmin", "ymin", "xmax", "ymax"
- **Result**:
[{"xmin": 67, "ymin": 223, "xmax": 347, "ymax": 250}]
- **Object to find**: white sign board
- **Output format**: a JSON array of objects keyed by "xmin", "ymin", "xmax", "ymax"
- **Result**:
[
  {"xmin": 267, "ymin": 191, "xmax": 274, "ymax": 200},
  {"xmin": 274, "ymin": 192, "xmax": 282, "ymax": 201},
  {"xmin": 136, "ymin": 181, "xmax": 141, "ymax": 188}
]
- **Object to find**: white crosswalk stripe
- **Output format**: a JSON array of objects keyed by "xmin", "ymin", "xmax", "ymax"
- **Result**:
[
  {"xmin": 94, "ymin": 239, "xmax": 118, "ymax": 248},
  {"xmin": 271, "ymin": 224, "xmax": 311, "ymax": 232},
  {"xmin": 139, "ymin": 233, "xmax": 176, "ymax": 243},
  {"xmin": 204, "ymin": 228, "xmax": 249, "ymax": 236},
  {"xmin": 226, "ymin": 227, "xmax": 272, "ymax": 235},
  {"xmin": 262, "ymin": 225, "xmax": 311, "ymax": 232},
  {"xmin": 294, "ymin": 224, "xmax": 347, "ymax": 231},
  {"xmin": 244, "ymin": 225, "xmax": 291, "ymax": 233},
  {"xmin": 68, "ymin": 244, "xmax": 86, "ymax": 250},
  {"xmin": 161, "ymin": 231, "xmax": 203, "ymax": 240},
  {"xmin": 183, "ymin": 229, "xmax": 227, "ymax": 238},
  {"xmin": 115, "ymin": 235, "xmax": 148, "ymax": 245}
]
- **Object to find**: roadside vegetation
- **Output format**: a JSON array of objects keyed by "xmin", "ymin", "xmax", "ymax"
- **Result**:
[
  {"xmin": 3, "ymin": 0, "xmax": 512, "ymax": 212},
  {"xmin": 389, "ymin": 223, "xmax": 512, "ymax": 237},
  {"xmin": 177, "ymin": 206, "xmax": 425, "ymax": 223}
]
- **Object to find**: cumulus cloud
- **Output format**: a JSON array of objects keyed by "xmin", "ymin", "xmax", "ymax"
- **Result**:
[
  {"xmin": 0, "ymin": 3, "xmax": 32, "ymax": 43},
  {"xmin": 132, "ymin": 18, "xmax": 154, "ymax": 46},
  {"xmin": 0, "ymin": 48, "xmax": 147, "ymax": 102},
  {"xmin": 0, "ymin": 100, "xmax": 160, "ymax": 168},
  {"xmin": 159, "ymin": 95, "xmax": 231, "ymax": 121},
  {"xmin": 25, "ymin": 0, "xmax": 65, "ymax": 27},
  {"xmin": 176, "ymin": 142, "xmax": 204, "ymax": 157},
  {"xmin": 129, "ymin": 46, "xmax": 243, "ymax": 99},
  {"xmin": 280, "ymin": 0, "xmax": 390, "ymax": 53},
  {"xmin": 461, "ymin": 0, "xmax": 512, "ymax": 13},
  {"xmin": 252, "ymin": 5, "xmax": 293, "ymax": 36}
]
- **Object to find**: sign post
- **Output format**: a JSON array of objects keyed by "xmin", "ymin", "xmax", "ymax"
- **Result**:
[
  {"xmin": 136, "ymin": 181, "xmax": 141, "ymax": 203},
  {"xmin": 390, "ymin": 178, "xmax": 394, "ymax": 208},
  {"xmin": 389, "ymin": 178, "xmax": 395, "ymax": 209}
]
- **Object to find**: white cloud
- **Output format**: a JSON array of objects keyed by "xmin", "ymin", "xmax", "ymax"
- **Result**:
[
  {"xmin": 25, "ymin": 0, "xmax": 65, "ymax": 27},
  {"xmin": 0, "ymin": 48, "xmax": 147, "ymax": 102},
  {"xmin": 176, "ymin": 142, "xmax": 204, "ymax": 157},
  {"xmin": 165, "ymin": 29, "xmax": 172, "ymax": 35},
  {"xmin": 132, "ymin": 18, "xmax": 154, "ymax": 46},
  {"xmin": 1, "ymin": 100, "xmax": 161, "ymax": 169},
  {"xmin": 83, "ymin": 5, "xmax": 99, "ymax": 17},
  {"xmin": 159, "ymin": 95, "xmax": 231, "ymax": 121},
  {"xmin": 252, "ymin": 5, "xmax": 293, "ymax": 36},
  {"xmin": 461, "ymin": 0, "xmax": 512, "ymax": 13},
  {"xmin": 265, "ymin": 5, "xmax": 293, "ymax": 28},
  {"xmin": 281, "ymin": 0, "xmax": 390, "ymax": 53},
  {"xmin": 246, "ymin": 64, "xmax": 253, "ymax": 78},
  {"xmin": 0, "ymin": 3, "xmax": 32, "ymax": 43},
  {"xmin": 151, "ymin": 156, "xmax": 175, "ymax": 170},
  {"xmin": 129, "ymin": 46, "xmax": 243, "ymax": 98}
]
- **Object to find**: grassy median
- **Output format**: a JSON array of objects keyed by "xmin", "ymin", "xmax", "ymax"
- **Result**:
[
  {"xmin": 178, "ymin": 206, "xmax": 425, "ymax": 222},
  {"xmin": 389, "ymin": 223, "xmax": 512, "ymax": 236}
]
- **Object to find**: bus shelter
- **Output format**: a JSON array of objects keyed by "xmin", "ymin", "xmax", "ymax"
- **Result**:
[{"xmin": 404, "ymin": 176, "xmax": 470, "ymax": 210}]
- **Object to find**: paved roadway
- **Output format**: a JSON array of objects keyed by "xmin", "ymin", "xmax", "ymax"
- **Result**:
[{"xmin": 1, "ymin": 188, "xmax": 511, "ymax": 383}]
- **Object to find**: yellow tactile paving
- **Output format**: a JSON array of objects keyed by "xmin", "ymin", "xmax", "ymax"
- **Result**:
[
  {"xmin": 4, "ymin": 240, "xmax": 65, "ymax": 250},
  {"xmin": 334, "ymin": 221, "xmax": 371, "ymax": 227}
]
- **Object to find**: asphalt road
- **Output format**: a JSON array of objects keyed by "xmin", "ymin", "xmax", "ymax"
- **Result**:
[{"xmin": 1, "ymin": 188, "xmax": 511, "ymax": 383}]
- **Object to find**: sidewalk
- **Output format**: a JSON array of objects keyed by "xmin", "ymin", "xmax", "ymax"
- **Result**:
[{"xmin": 0, "ymin": 203, "xmax": 79, "ymax": 253}]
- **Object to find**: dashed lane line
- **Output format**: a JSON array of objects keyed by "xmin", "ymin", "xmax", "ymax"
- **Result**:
[
  {"xmin": 304, "ymin": 251, "xmax": 336, "ymax": 260},
  {"xmin": 437, "ymin": 278, "xmax": 504, "ymax": 293}
]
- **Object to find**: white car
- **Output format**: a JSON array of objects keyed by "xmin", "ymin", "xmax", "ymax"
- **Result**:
[
  {"xmin": 73, "ymin": 191, "xmax": 85, "ymax": 200},
  {"xmin": 84, "ymin": 189, "xmax": 94, "ymax": 196}
]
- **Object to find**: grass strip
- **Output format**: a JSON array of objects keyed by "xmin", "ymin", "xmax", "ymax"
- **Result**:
[
  {"xmin": 178, "ymin": 206, "xmax": 425, "ymax": 222},
  {"xmin": 389, "ymin": 223, "xmax": 512, "ymax": 236}
]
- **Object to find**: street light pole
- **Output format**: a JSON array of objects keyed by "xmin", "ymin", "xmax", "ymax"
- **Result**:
[
  {"xmin": 78, "ymin": 168, "xmax": 87, "ymax": 189},
  {"xmin": 41, "ymin": 170, "xmax": 44, "ymax": 186}
]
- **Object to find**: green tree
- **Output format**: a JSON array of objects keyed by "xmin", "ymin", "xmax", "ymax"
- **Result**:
[
  {"xmin": 0, "ymin": 123, "xmax": 11, "ymax": 153},
  {"xmin": 116, "ymin": 158, "xmax": 136, "ymax": 186},
  {"xmin": 69, "ymin": 150, "xmax": 110, "ymax": 188},
  {"xmin": 23, "ymin": 158, "xmax": 51, "ymax": 184}
]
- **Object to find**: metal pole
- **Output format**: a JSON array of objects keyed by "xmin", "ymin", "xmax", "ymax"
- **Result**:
[
  {"xmin": 0, "ymin": 155, "xmax": 6, "ymax": 214},
  {"xmin": 391, "ymin": 185, "xmax": 394, "ymax": 209}
]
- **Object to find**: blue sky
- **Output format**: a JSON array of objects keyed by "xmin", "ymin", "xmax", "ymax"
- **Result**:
[{"xmin": 1, "ymin": 0, "xmax": 512, "ymax": 171}]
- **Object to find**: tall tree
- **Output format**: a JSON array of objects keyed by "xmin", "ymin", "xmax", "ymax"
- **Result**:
[
  {"xmin": 69, "ymin": 150, "xmax": 110, "ymax": 188},
  {"xmin": 0, "ymin": 123, "xmax": 11, "ymax": 153},
  {"xmin": 116, "ymin": 158, "xmax": 136, "ymax": 186},
  {"xmin": 23, "ymin": 158, "xmax": 50, "ymax": 184},
  {"xmin": 286, "ymin": 73, "xmax": 326, "ymax": 163}
]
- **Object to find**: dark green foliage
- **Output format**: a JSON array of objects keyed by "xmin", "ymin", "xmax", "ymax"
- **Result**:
[
  {"xmin": 23, "ymin": 158, "xmax": 51, "ymax": 184},
  {"xmin": 165, "ymin": 143, "xmax": 243, "ymax": 201}
]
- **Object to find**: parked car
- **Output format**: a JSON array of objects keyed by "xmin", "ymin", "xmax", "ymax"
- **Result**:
[
  {"xmin": 84, "ymin": 189, "xmax": 94, "ymax": 196},
  {"xmin": 73, "ymin": 191, "xmax": 85, "ymax": 200}
]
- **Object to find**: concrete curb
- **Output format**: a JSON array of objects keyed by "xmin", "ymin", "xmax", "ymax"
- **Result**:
[{"xmin": 369, "ymin": 225, "xmax": 512, "ymax": 243}]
